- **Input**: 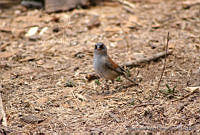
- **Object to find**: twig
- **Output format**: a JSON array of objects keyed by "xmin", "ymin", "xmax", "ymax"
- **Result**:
[
  {"xmin": 0, "ymin": 28, "xmax": 12, "ymax": 34},
  {"xmin": 123, "ymin": 50, "xmax": 173, "ymax": 68},
  {"xmin": 0, "ymin": 43, "xmax": 11, "ymax": 51},
  {"xmin": 0, "ymin": 93, "xmax": 7, "ymax": 127},
  {"xmin": 172, "ymin": 87, "xmax": 199, "ymax": 102},
  {"xmin": 156, "ymin": 32, "xmax": 170, "ymax": 94}
]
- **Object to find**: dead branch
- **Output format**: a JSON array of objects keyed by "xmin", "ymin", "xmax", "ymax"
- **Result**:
[
  {"xmin": 123, "ymin": 50, "xmax": 172, "ymax": 68},
  {"xmin": 156, "ymin": 32, "xmax": 170, "ymax": 93},
  {"xmin": 0, "ymin": 93, "xmax": 7, "ymax": 127},
  {"xmin": 172, "ymin": 87, "xmax": 199, "ymax": 102}
]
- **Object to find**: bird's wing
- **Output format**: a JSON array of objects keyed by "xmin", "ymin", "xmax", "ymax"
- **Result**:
[
  {"xmin": 105, "ymin": 56, "xmax": 138, "ymax": 85},
  {"xmin": 105, "ymin": 56, "xmax": 125, "ymax": 75}
]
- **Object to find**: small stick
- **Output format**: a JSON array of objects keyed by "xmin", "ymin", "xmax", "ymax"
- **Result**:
[
  {"xmin": 0, "ymin": 93, "xmax": 7, "ymax": 127},
  {"xmin": 172, "ymin": 87, "xmax": 199, "ymax": 102},
  {"xmin": 156, "ymin": 32, "xmax": 170, "ymax": 96},
  {"xmin": 123, "ymin": 50, "xmax": 172, "ymax": 68},
  {"xmin": 0, "ymin": 28, "xmax": 12, "ymax": 34}
]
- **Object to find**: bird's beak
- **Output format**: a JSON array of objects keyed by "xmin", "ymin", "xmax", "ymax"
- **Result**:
[{"xmin": 96, "ymin": 46, "xmax": 101, "ymax": 50}]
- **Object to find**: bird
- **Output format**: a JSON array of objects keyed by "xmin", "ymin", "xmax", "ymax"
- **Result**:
[{"xmin": 93, "ymin": 42, "xmax": 137, "ymax": 86}]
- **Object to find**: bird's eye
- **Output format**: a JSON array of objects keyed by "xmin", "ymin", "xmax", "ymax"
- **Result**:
[
  {"xmin": 100, "ymin": 45, "xmax": 104, "ymax": 49},
  {"xmin": 95, "ymin": 43, "xmax": 105, "ymax": 50}
]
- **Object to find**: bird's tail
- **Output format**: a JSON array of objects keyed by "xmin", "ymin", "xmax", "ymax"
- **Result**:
[
  {"xmin": 119, "ymin": 66, "xmax": 138, "ymax": 85},
  {"xmin": 122, "ymin": 74, "xmax": 138, "ymax": 85}
]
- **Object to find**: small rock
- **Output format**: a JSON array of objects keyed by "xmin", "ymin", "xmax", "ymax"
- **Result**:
[
  {"xmin": 39, "ymin": 27, "xmax": 48, "ymax": 35},
  {"xmin": 25, "ymin": 27, "xmax": 39, "ymax": 37},
  {"xmin": 70, "ymin": 40, "xmax": 79, "ymax": 46},
  {"xmin": 20, "ymin": 115, "xmax": 45, "ymax": 124}
]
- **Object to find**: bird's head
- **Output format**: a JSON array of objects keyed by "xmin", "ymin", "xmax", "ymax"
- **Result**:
[{"xmin": 94, "ymin": 42, "xmax": 107, "ymax": 55}]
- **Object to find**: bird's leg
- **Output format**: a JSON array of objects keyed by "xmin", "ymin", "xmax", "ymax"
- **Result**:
[
  {"xmin": 111, "ymin": 80, "xmax": 115, "ymax": 84},
  {"xmin": 104, "ymin": 80, "xmax": 109, "ymax": 90}
]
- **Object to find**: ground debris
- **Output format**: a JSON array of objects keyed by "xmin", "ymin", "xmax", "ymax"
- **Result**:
[{"xmin": 0, "ymin": 0, "xmax": 200, "ymax": 134}]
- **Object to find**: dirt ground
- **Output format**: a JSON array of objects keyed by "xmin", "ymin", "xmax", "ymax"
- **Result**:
[{"xmin": 0, "ymin": 0, "xmax": 200, "ymax": 134}]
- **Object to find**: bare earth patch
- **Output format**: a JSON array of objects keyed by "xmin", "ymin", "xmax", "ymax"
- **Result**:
[{"xmin": 0, "ymin": 0, "xmax": 199, "ymax": 134}]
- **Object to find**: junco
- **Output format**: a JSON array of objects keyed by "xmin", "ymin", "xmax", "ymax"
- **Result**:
[{"xmin": 93, "ymin": 42, "xmax": 137, "ymax": 85}]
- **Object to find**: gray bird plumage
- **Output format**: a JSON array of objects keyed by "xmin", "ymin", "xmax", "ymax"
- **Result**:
[{"xmin": 93, "ymin": 42, "xmax": 137, "ymax": 85}]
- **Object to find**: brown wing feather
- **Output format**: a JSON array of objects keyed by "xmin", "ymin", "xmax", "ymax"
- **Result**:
[
  {"xmin": 106, "ymin": 56, "xmax": 124, "ymax": 76},
  {"xmin": 108, "ymin": 56, "xmax": 119, "ymax": 68}
]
